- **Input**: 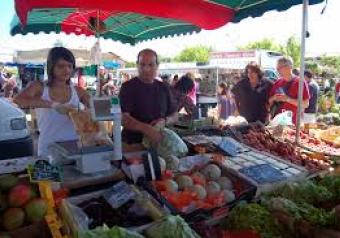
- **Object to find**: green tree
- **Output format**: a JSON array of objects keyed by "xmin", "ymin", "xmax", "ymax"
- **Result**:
[
  {"xmin": 282, "ymin": 36, "xmax": 301, "ymax": 68},
  {"xmin": 238, "ymin": 38, "xmax": 281, "ymax": 52},
  {"xmin": 125, "ymin": 62, "xmax": 136, "ymax": 68},
  {"xmin": 238, "ymin": 36, "xmax": 301, "ymax": 68},
  {"xmin": 159, "ymin": 55, "xmax": 173, "ymax": 63},
  {"xmin": 318, "ymin": 56, "xmax": 340, "ymax": 75},
  {"xmin": 175, "ymin": 45, "xmax": 212, "ymax": 63}
]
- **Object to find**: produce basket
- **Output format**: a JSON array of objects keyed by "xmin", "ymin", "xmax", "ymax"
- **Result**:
[
  {"xmin": 59, "ymin": 182, "xmax": 168, "ymax": 238},
  {"xmin": 142, "ymin": 161, "xmax": 256, "ymax": 223}
]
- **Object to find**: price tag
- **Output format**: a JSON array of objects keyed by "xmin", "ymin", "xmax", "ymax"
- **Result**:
[
  {"xmin": 27, "ymin": 160, "xmax": 62, "ymax": 182},
  {"xmin": 103, "ymin": 181, "xmax": 136, "ymax": 209},
  {"xmin": 218, "ymin": 138, "xmax": 238, "ymax": 156}
]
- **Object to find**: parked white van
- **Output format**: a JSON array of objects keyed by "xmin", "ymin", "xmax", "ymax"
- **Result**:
[{"xmin": 0, "ymin": 97, "xmax": 33, "ymax": 159}]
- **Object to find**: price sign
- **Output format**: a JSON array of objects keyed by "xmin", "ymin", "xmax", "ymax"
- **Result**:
[
  {"xmin": 103, "ymin": 181, "xmax": 136, "ymax": 209},
  {"xmin": 218, "ymin": 138, "xmax": 239, "ymax": 156},
  {"xmin": 27, "ymin": 160, "xmax": 63, "ymax": 182}
]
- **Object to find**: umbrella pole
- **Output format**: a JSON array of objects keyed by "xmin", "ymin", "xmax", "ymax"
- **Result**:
[
  {"xmin": 295, "ymin": 0, "xmax": 309, "ymax": 144},
  {"xmin": 95, "ymin": 10, "xmax": 102, "ymax": 96},
  {"xmin": 96, "ymin": 37, "xmax": 101, "ymax": 96}
]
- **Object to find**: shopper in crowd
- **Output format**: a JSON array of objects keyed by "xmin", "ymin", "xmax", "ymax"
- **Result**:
[
  {"xmin": 232, "ymin": 62, "xmax": 273, "ymax": 123},
  {"xmin": 172, "ymin": 74, "xmax": 179, "ymax": 86},
  {"xmin": 269, "ymin": 57, "xmax": 310, "ymax": 124},
  {"xmin": 3, "ymin": 72, "xmax": 18, "ymax": 98},
  {"xmin": 14, "ymin": 47, "xmax": 90, "ymax": 157},
  {"xmin": 102, "ymin": 73, "xmax": 117, "ymax": 96},
  {"xmin": 335, "ymin": 79, "xmax": 340, "ymax": 104},
  {"xmin": 304, "ymin": 70, "xmax": 320, "ymax": 123},
  {"xmin": 119, "ymin": 49, "xmax": 177, "ymax": 144},
  {"xmin": 171, "ymin": 73, "xmax": 196, "ymax": 118},
  {"xmin": 217, "ymin": 82, "xmax": 236, "ymax": 120}
]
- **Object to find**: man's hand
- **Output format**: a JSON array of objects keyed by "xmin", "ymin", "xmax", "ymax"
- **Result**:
[
  {"xmin": 150, "ymin": 118, "xmax": 166, "ymax": 127},
  {"xmin": 122, "ymin": 113, "xmax": 138, "ymax": 130},
  {"xmin": 274, "ymin": 94, "xmax": 289, "ymax": 103},
  {"xmin": 146, "ymin": 127, "xmax": 163, "ymax": 144}
]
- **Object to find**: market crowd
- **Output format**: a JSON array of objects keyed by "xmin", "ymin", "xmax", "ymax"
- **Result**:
[{"xmin": 9, "ymin": 46, "xmax": 338, "ymax": 153}]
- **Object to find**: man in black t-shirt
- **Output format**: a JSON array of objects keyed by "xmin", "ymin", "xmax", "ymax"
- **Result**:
[
  {"xmin": 119, "ymin": 49, "xmax": 176, "ymax": 144},
  {"xmin": 232, "ymin": 63, "xmax": 273, "ymax": 124}
]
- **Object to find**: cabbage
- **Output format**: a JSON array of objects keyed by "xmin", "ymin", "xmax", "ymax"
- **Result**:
[
  {"xmin": 143, "ymin": 128, "xmax": 188, "ymax": 158},
  {"xmin": 145, "ymin": 215, "xmax": 200, "ymax": 238}
]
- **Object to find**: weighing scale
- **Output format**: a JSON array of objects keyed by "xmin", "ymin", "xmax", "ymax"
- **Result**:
[{"xmin": 49, "ymin": 96, "xmax": 122, "ymax": 174}]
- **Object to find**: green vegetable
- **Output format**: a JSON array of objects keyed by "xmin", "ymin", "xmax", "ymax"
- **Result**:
[
  {"xmin": 143, "ymin": 128, "xmax": 188, "ymax": 158},
  {"xmin": 266, "ymin": 198, "xmax": 338, "ymax": 228},
  {"xmin": 79, "ymin": 225, "xmax": 145, "ymax": 238},
  {"xmin": 226, "ymin": 203, "xmax": 283, "ymax": 238},
  {"xmin": 145, "ymin": 215, "xmax": 200, "ymax": 238},
  {"xmin": 319, "ymin": 176, "xmax": 340, "ymax": 200},
  {"xmin": 265, "ymin": 181, "xmax": 333, "ymax": 205}
]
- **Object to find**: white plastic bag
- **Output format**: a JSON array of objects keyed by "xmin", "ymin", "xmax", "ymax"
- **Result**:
[{"xmin": 269, "ymin": 111, "xmax": 293, "ymax": 126}]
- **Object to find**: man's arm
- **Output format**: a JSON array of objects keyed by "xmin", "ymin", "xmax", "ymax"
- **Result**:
[
  {"xmin": 122, "ymin": 113, "xmax": 162, "ymax": 143},
  {"xmin": 274, "ymin": 94, "xmax": 309, "ymax": 109}
]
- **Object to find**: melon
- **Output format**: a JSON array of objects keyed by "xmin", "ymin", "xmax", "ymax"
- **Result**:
[
  {"xmin": 201, "ymin": 164, "xmax": 221, "ymax": 181},
  {"xmin": 206, "ymin": 181, "xmax": 221, "ymax": 196},
  {"xmin": 2, "ymin": 208, "xmax": 25, "ymax": 231},
  {"xmin": 25, "ymin": 198, "xmax": 48, "ymax": 223},
  {"xmin": 217, "ymin": 177, "xmax": 233, "ymax": 190},
  {"xmin": 164, "ymin": 179, "xmax": 178, "ymax": 193},
  {"xmin": 176, "ymin": 175, "xmax": 193, "ymax": 190},
  {"xmin": 189, "ymin": 185, "xmax": 207, "ymax": 199}
]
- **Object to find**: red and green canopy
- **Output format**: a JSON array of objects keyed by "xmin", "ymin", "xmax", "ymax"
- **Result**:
[{"xmin": 11, "ymin": 0, "xmax": 325, "ymax": 45}]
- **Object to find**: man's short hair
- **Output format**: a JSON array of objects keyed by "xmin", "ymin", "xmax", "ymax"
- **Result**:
[
  {"xmin": 136, "ymin": 49, "xmax": 159, "ymax": 65},
  {"xmin": 304, "ymin": 70, "xmax": 313, "ymax": 79},
  {"xmin": 277, "ymin": 57, "xmax": 293, "ymax": 68}
]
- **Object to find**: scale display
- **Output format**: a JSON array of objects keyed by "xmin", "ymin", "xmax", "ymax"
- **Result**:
[{"xmin": 90, "ymin": 96, "xmax": 116, "ymax": 121}]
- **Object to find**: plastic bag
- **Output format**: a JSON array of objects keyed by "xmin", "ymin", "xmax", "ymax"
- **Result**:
[
  {"xmin": 69, "ymin": 110, "xmax": 113, "ymax": 147},
  {"xmin": 142, "ymin": 127, "xmax": 188, "ymax": 158},
  {"xmin": 269, "ymin": 111, "xmax": 293, "ymax": 127}
]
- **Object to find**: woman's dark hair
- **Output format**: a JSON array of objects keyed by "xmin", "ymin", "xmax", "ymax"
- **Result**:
[
  {"xmin": 174, "ymin": 74, "xmax": 194, "ymax": 94},
  {"xmin": 246, "ymin": 63, "xmax": 264, "ymax": 80},
  {"xmin": 47, "ymin": 47, "xmax": 75, "ymax": 86},
  {"xmin": 218, "ymin": 82, "xmax": 230, "ymax": 96}
]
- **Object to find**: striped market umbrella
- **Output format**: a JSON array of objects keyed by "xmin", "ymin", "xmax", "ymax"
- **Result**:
[{"xmin": 11, "ymin": 0, "xmax": 325, "ymax": 45}]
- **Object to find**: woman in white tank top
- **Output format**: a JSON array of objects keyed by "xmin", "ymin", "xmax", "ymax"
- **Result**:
[{"xmin": 14, "ymin": 47, "xmax": 90, "ymax": 157}]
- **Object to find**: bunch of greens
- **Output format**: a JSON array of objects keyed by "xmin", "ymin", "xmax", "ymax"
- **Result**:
[
  {"xmin": 265, "ymin": 181, "xmax": 333, "ymax": 205},
  {"xmin": 79, "ymin": 225, "xmax": 144, "ymax": 238},
  {"xmin": 266, "ymin": 198, "xmax": 338, "ymax": 228},
  {"xmin": 225, "ymin": 203, "xmax": 283, "ymax": 238},
  {"xmin": 144, "ymin": 215, "xmax": 200, "ymax": 238},
  {"xmin": 318, "ymin": 176, "xmax": 340, "ymax": 200}
]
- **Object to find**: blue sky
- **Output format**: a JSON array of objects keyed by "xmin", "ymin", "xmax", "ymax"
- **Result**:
[
  {"xmin": 0, "ymin": 0, "xmax": 15, "ymax": 38},
  {"xmin": 0, "ymin": 0, "xmax": 339, "ymax": 61}
]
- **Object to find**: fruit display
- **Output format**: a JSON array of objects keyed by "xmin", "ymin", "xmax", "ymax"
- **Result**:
[
  {"xmin": 283, "ymin": 128, "xmax": 340, "ymax": 156},
  {"xmin": 0, "ymin": 174, "xmax": 47, "ymax": 232},
  {"xmin": 150, "ymin": 162, "xmax": 255, "ymax": 219},
  {"xmin": 241, "ymin": 125, "xmax": 330, "ymax": 172},
  {"xmin": 312, "ymin": 126, "xmax": 340, "ymax": 148}
]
